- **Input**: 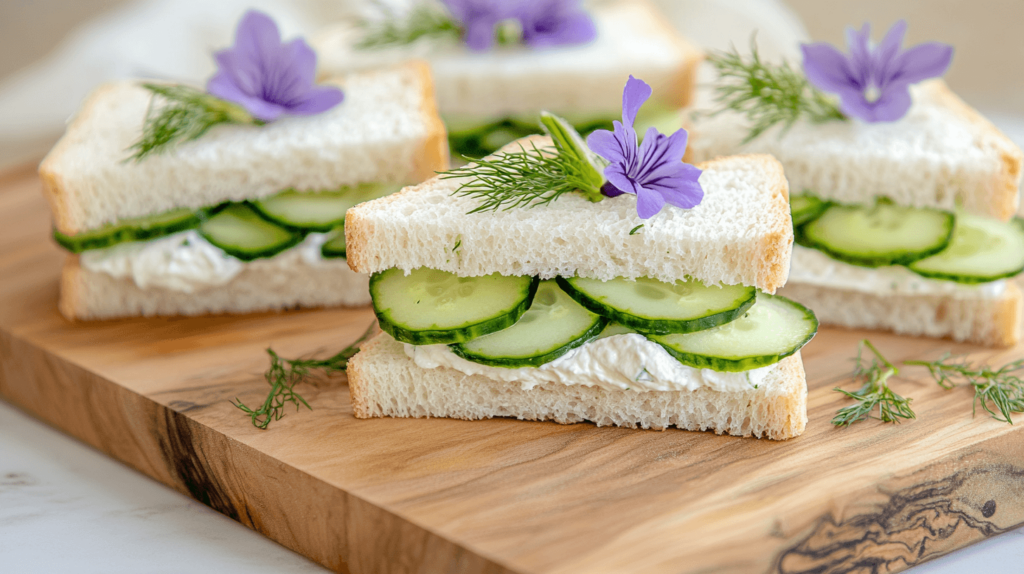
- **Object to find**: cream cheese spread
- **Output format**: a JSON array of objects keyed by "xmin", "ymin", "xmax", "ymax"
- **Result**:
[
  {"xmin": 80, "ymin": 230, "xmax": 350, "ymax": 293},
  {"xmin": 789, "ymin": 245, "xmax": 1006, "ymax": 298},
  {"xmin": 404, "ymin": 333, "xmax": 776, "ymax": 393}
]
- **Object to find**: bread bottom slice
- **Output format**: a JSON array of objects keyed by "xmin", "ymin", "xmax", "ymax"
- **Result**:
[
  {"xmin": 59, "ymin": 255, "xmax": 370, "ymax": 320},
  {"xmin": 348, "ymin": 333, "xmax": 808, "ymax": 440},
  {"xmin": 779, "ymin": 282, "xmax": 1022, "ymax": 347}
]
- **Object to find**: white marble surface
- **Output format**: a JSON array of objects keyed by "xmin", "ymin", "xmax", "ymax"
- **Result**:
[{"xmin": 1, "ymin": 397, "xmax": 1022, "ymax": 573}]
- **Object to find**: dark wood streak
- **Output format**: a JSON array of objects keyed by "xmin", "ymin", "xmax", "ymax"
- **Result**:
[
  {"xmin": 158, "ymin": 409, "xmax": 240, "ymax": 521},
  {"xmin": 772, "ymin": 462, "xmax": 1024, "ymax": 574}
]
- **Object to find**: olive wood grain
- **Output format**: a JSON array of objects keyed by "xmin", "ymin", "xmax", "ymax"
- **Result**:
[{"xmin": 1, "ymin": 165, "xmax": 1022, "ymax": 574}]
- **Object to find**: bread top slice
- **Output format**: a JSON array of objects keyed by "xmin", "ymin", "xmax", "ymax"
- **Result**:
[
  {"xmin": 685, "ymin": 80, "xmax": 1023, "ymax": 220},
  {"xmin": 313, "ymin": 0, "xmax": 701, "ymax": 119},
  {"xmin": 40, "ymin": 61, "xmax": 447, "ymax": 235},
  {"xmin": 346, "ymin": 137, "xmax": 792, "ymax": 293}
]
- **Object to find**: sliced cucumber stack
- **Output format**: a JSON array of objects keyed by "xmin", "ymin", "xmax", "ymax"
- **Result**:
[
  {"xmin": 252, "ymin": 183, "xmax": 400, "ymax": 232},
  {"xmin": 371, "ymin": 268, "xmax": 539, "ymax": 345},
  {"xmin": 801, "ymin": 202, "xmax": 954, "ymax": 267},
  {"xmin": 320, "ymin": 227, "xmax": 347, "ymax": 259},
  {"xmin": 790, "ymin": 193, "xmax": 829, "ymax": 227},
  {"xmin": 199, "ymin": 203, "xmax": 303, "ymax": 261},
  {"xmin": 908, "ymin": 212, "xmax": 1024, "ymax": 283},
  {"xmin": 450, "ymin": 281, "xmax": 606, "ymax": 368},
  {"xmin": 53, "ymin": 208, "xmax": 201, "ymax": 253},
  {"xmin": 650, "ymin": 294, "xmax": 818, "ymax": 372},
  {"xmin": 557, "ymin": 276, "xmax": 755, "ymax": 335}
]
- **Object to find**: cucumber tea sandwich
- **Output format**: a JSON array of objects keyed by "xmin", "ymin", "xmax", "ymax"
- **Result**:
[
  {"xmin": 685, "ymin": 21, "xmax": 1024, "ymax": 347},
  {"xmin": 346, "ymin": 77, "xmax": 817, "ymax": 440},
  {"xmin": 40, "ymin": 11, "xmax": 448, "ymax": 320},
  {"xmin": 313, "ymin": 0, "xmax": 700, "ymax": 157}
]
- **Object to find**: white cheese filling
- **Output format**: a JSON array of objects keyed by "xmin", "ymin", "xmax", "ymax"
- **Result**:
[
  {"xmin": 404, "ymin": 333, "xmax": 776, "ymax": 393},
  {"xmin": 79, "ymin": 230, "xmax": 350, "ymax": 293},
  {"xmin": 789, "ymin": 245, "xmax": 1006, "ymax": 298}
]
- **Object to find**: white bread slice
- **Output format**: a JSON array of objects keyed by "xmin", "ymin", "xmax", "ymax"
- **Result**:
[
  {"xmin": 346, "ymin": 142, "xmax": 792, "ymax": 293},
  {"xmin": 313, "ymin": 0, "xmax": 701, "ymax": 119},
  {"xmin": 40, "ymin": 61, "xmax": 448, "ymax": 235},
  {"xmin": 779, "ymin": 282, "xmax": 1022, "ymax": 348},
  {"xmin": 60, "ymin": 255, "xmax": 369, "ymax": 320},
  {"xmin": 685, "ymin": 80, "xmax": 1023, "ymax": 220},
  {"xmin": 347, "ymin": 333, "xmax": 808, "ymax": 440}
]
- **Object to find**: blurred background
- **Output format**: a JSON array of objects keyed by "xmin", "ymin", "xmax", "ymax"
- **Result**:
[{"xmin": 1, "ymin": 0, "xmax": 1021, "ymax": 172}]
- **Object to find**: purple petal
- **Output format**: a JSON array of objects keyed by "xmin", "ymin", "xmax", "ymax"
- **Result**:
[
  {"xmin": 801, "ymin": 43, "xmax": 860, "ymax": 93},
  {"xmin": 601, "ymin": 182, "xmax": 627, "ymax": 198},
  {"xmin": 287, "ymin": 85, "xmax": 345, "ymax": 115},
  {"xmin": 646, "ymin": 177, "xmax": 704, "ymax": 210},
  {"xmin": 621, "ymin": 76, "xmax": 652, "ymax": 127},
  {"xmin": 235, "ymin": 10, "xmax": 282, "ymax": 61},
  {"xmin": 634, "ymin": 186, "xmax": 666, "ymax": 219},
  {"xmin": 844, "ymin": 23, "xmax": 871, "ymax": 86},
  {"xmin": 635, "ymin": 127, "xmax": 689, "ymax": 183},
  {"xmin": 522, "ymin": 10, "xmax": 596, "ymax": 48},
  {"xmin": 208, "ymin": 71, "xmax": 287, "ymax": 121},
  {"xmin": 586, "ymin": 128, "xmax": 627, "ymax": 164},
  {"xmin": 889, "ymin": 42, "xmax": 953, "ymax": 85},
  {"xmin": 463, "ymin": 18, "xmax": 497, "ymax": 51},
  {"xmin": 867, "ymin": 85, "xmax": 913, "ymax": 122},
  {"xmin": 605, "ymin": 165, "xmax": 640, "ymax": 197}
]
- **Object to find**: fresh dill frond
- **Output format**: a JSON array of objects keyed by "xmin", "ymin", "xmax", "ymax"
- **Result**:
[
  {"xmin": 907, "ymin": 354, "xmax": 1024, "ymax": 424},
  {"xmin": 440, "ymin": 113, "xmax": 606, "ymax": 213},
  {"xmin": 126, "ymin": 83, "xmax": 258, "ymax": 162},
  {"xmin": 443, "ymin": 142, "xmax": 576, "ymax": 212},
  {"xmin": 356, "ymin": 2, "xmax": 461, "ymax": 50},
  {"xmin": 832, "ymin": 339, "xmax": 916, "ymax": 427},
  {"xmin": 705, "ymin": 37, "xmax": 845, "ymax": 143},
  {"xmin": 233, "ymin": 322, "xmax": 377, "ymax": 429}
]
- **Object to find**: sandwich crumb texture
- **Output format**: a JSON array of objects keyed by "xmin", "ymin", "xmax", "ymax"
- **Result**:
[
  {"xmin": 780, "ymin": 282, "xmax": 1022, "ymax": 348},
  {"xmin": 60, "ymin": 256, "xmax": 371, "ymax": 320},
  {"xmin": 40, "ymin": 62, "xmax": 447, "ymax": 235},
  {"xmin": 348, "ymin": 334, "xmax": 808, "ymax": 440},
  {"xmin": 687, "ymin": 80, "xmax": 1023, "ymax": 220},
  {"xmin": 346, "ymin": 151, "xmax": 792, "ymax": 293}
]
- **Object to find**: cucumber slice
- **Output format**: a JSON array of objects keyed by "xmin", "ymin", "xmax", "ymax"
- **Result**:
[
  {"xmin": 597, "ymin": 323, "xmax": 636, "ymax": 339},
  {"xmin": 450, "ymin": 280, "xmax": 607, "ymax": 367},
  {"xmin": 790, "ymin": 193, "xmax": 829, "ymax": 227},
  {"xmin": 908, "ymin": 212, "xmax": 1024, "ymax": 283},
  {"xmin": 650, "ymin": 294, "xmax": 818, "ymax": 372},
  {"xmin": 198, "ymin": 203, "xmax": 303, "ymax": 261},
  {"xmin": 370, "ymin": 268, "xmax": 539, "ymax": 345},
  {"xmin": 801, "ymin": 203, "xmax": 954, "ymax": 267},
  {"xmin": 556, "ymin": 276, "xmax": 756, "ymax": 335},
  {"xmin": 320, "ymin": 227, "xmax": 347, "ymax": 259},
  {"xmin": 252, "ymin": 183, "xmax": 401, "ymax": 232},
  {"xmin": 53, "ymin": 208, "xmax": 200, "ymax": 253}
]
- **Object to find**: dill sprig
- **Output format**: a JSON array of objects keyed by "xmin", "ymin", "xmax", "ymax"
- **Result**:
[
  {"xmin": 832, "ymin": 339, "xmax": 916, "ymax": 427},
  {"xmin": 441, "ymin": 112, "xmax": 606, "ymax": 213},
  {"xmin": 906, "ymin": 354, "xmax": 1024, "ymax": 424},
  {"xmin": 705, "ymin": 37, "xmax": 846, "ymax": 143},
  {"xmin": 233, "ymin": 322, "xmax": 377, "ymax": 429},
  {"xmin": 356, "ymin": 2, "xmax": 461, "ymax": 50},
  {"xmin": 126, "ymin": 83, "xmax": 259, "ymax": 162}
]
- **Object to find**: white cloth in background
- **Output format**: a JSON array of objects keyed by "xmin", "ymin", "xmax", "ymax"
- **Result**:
[{"xmin": 0, "ymin": 0, "xmax": 808, "ymax": 169}]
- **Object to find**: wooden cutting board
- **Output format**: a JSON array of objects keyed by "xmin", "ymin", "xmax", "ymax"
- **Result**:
[{"xmin": 1, "ymin": 164, "xmax": 1022, "ymax": 574}]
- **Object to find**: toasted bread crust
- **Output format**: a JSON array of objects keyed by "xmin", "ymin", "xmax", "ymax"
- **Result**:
[
  {"xmin": 407, "ymin": 59, "xmax": 450, "ymax": 181},
  {"xmin": 924, "ymin": 81, "xmax": 1022, "ymax": 220},
  {"xmin": 695, "ymin": 154, "xmax": 792, "ymax": 293},
  {"xmin": 641, "ymin": 0, "xmax": 704, "ymax": 109}
]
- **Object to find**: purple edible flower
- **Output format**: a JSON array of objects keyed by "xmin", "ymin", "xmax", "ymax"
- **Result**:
[
  {"xmin": 801, "ymin": 20, "xmax": 953, "ymax": 123},
  {"xmin": 441, "ymin": 0, "xmax": 596, "ymax": 52},
  {"xmin": 207, "ymin": 11, "xmax": 343, "ymax": 122},
  {"xmin": 586, "ymin": 76, "xmax": 703, "ymax": 219}
]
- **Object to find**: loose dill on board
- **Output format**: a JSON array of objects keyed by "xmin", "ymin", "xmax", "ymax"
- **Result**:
[
  {"xmin": 832, "ymin": 339, "xmax": 916, "ymax": 427},
  {"xmin": 907, "ymin": 354, "xmax": 1024, "ymax": 424},
  {"xmin": 233, "ymin": 322, "xmax": 377, "ymax": 429}
]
